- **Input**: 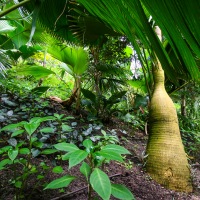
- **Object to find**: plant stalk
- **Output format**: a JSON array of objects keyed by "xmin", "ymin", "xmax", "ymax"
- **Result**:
[{"xmin": 0, "ymin": 0, "xmax": 31, "ymax": 18}]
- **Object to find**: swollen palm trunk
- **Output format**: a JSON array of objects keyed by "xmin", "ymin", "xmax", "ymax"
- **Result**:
[{"xmin": 146, "ymin": 67, "xmax": 192, "ymax": 192}]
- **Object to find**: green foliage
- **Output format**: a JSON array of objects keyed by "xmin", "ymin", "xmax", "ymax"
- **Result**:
[
  {"xmin": 90, "ymin": 168, "xmax": 111, "ymax": 200},
  {"xmin": 17, "ymin": 65, "xmax": 55, "ymax": 79},
  {"xmin": 0, "ymin": 61, "xmax": 73, "ymax": 99},
  {"xmin": 112, "ymin": 184, "xmax": 134, "ymax": 200},
  {"xmin": 82, "ymin": 88, "xmax": 127, "ymax": 122},
  {"xmin": 48, "ymin": 45, "xmax": 89, "ymax": 76},
  {"xmin": 45, "ymin": 135, "xmax": 134, "ymax": 199},
  {"xmin": 0, "ymin": 116, "xmax": 54, "ymax": 199},
  {"xmin": 179, "ymin": 115, "xmax": 200, "ymax": 159},
  {"xmin": 172, "ymin": 81, "xmax": 200, "ymax": 160},
  {"xmin": 44, "ymin": 175, "xmax": 76, "ymax": 190}
]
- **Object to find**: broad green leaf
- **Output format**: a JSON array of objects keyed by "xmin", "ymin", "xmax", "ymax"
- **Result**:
[
  {"xmin": 29, "ymin": 117, "xmax": 42, "ymax": 123},
  {"xmin": 48, "ymin": 45, "xmax": 88, "ymax": 76},
  {"xmin": 101, "ymin": 130, "xmax": 107, "ymax": 137},
  {"xmin": 19, "ymin": 45, "xmax": 38, "ymax": 60},
  {"xmin": 83, "ymin": 139, "xmax": 93, "ymax": 149},
  {"xmin": 102, "ymin": 144, "xmax": 131, "ymax": 155},
  {"xmin": 31, "ymin": 86, "xmax": 50, "ymax": 96},
  {"xmin": 80, "ymin": 162, "xmax": 91, "ymax": 181},
  {"xmin": 44, "ymin": 175, "xmax": 75, "ymax": 189},
  {"xmin": 30, "ymin": 137, "xmax": 38, "ymax": 143},
  {"xmin": 40, "ymin": 127, "xmax": 55, "ymax": 133},
  {"xmin": 37, "ymin": 175, "xmax": 44, "ymax": 180},
  {"xmin": 19, "ymin": 148, "xmax": 30, "ymax": 155},
  {"xmin": 30, "ymin": 116, "xmax": 55, "ymax": 123},
  {"xmin": 11, "ymin": 129, "xmax": 24, "ymax": 137},
  {"xmin": 62, "ymin": 124, "xmax": 72, "ymax": 132},
  {"xmin": 54, "ymin": 113, "xmax": 65, "ymax": 119},
  {"xmin": 90, "ymin": 168, "xmax": 111, "ymax": 200},
  {"xmin": 41, "ymin": 149, "xmax": 58, "ymax": 155},
  {"xmin": 73, "ymin": 47, "xmax": 89, "ymax": 75},
  {"xmin": 16, "ymin": 141, "xmax": 25, "ymax": 148},
  {"xmin": 0, "ymin": 159, "xmax": 12, "ymax": 169},
  {"xmin": 0, "ymin": 146, "xmax": 12, "ymax": 154},
  {"xmin": 17, "ymin": 65, "xmax": 55, "ymax": 79},
  {"xmin": 8, "ymin": 149, "xmax": 18, "ymax": 161},
  {"xmin": 62, "ymin": 152, "xmax": 73, "ymax": 160},
  {"xmin": 52, "ymin": 166, "xmax": 64, "ymax": 174},
  {"xmin": 15, "ymin": 181, "xmax": 22, "ymax": 188},
  {"xmin": 127, "ymin": 79, "xmax": 147, "ymax": 95},
  {"xmin": 54, "ymin": 143, "xmax": 79, "ymax": 152},
  {"xmin": 63, "ymin": 116, "xmax": 75, "ymax": 120},
  {"xmin": 81, "ymin": 88, "xmax": 96, "ymax": 103},
  {"xmin": 0, "ymin": 122, "xmax": 25, "ymax": 131},
  {"xmin": 33, "ymin": 141, "xmax": 43, "ymax": 148},
  {"xmin": 108, "ymin": 91, "xmax": 126, "ymax": 104},
  {"xmin": 98, "ymin": 150, "xmax": 124, "ymax": 162},
  {"xmin": 111, "ymin": 184, "xmax": 135, "ymax": 200},
  {"xmin": 69, "ymin": 150, "xmax": 88, "ymax": 169},
  {"xmin": 24, "ymin": 122, "xmax": 40, "ymax": 136}
]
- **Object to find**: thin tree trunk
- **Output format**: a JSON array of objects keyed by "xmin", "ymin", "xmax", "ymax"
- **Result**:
[
  {"xmin": 145, "ymin": 27, "xmax": 192, "ymax": 192},
  {"xmin": 181, "ymin": 93, "xmax": 187, "ymax": 117},
  {"xmin": 75, "ymin": 76, "xmax": 81, "ymax": 114}
]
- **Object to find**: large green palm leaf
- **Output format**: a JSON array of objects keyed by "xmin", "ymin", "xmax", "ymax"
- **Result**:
[
  {"xmin": 48, "ymin": 43, "xmax": 88, "ymax": 76},
  {"xmin": 78, "ymin": 0, "xmax": 200, "ymax": 81},
  {"xmin": 21, "ymin": 0, "xmax": 117, "ymax": 45},
  {"xmin": 77, "ymin": 0, "xmax": 175, "ymax": 79},
  {"xmin": 141, "ymin": 0, "xmax": 200, "ymax": 79},
  {"xmin": 3, "ymin": 0, "xmax": 200, "ymax": 80}
]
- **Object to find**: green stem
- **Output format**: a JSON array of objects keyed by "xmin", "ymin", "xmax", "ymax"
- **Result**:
[
  {"xmin": 0, "ymin": 0, "xmax": 31, "ymax": 18},
  {"xmin": 88, "ymin": 155, "xmax": 94, "ymax": 200},
  {"xmin": 20, "ymin": 135, "xmax": 32, "ymax": 195},
  {"xmin": 88, "ymin": 183, "xmax": 93, "ymax": 200}
]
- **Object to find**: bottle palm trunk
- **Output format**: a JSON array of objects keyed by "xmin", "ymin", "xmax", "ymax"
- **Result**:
[
  {"xmin": 145, "ymin": 27, "xmax": 192, "ymax": 192},
  {"xmin": 146, "ymin": 27, "xmax": 192, "ymax": 192}
]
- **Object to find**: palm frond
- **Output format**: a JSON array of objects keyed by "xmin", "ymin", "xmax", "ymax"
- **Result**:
[
  {"xmin": 68, "ymin": 0, "xmax": 120, "ymax": 45},
  {"xmin": 47, "ymin": 42, "xmax": 89, "ymax": 76},
  {"xmin": 141, "ymin": 0, "xmax": 200, "ymax": 80},
  {"xmin": 21, "ymin": 0, "xmax": 77, "ymax": 43},
  {"xmin": 78, "ymin": 0, "xmax": 200, "ymax": 81},
  {"xmin": 77, "ymin": 0, "xmax": 176, "ymax": 81}
]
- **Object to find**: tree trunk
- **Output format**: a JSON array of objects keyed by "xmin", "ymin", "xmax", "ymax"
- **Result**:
[
  {"xmin": 145, "ymin": 27, "xmax": 192, "ymax": 192},
  {"xmin": 75, "ymin": 76, "xmax": 81, "ymax": 114},
  {"xmin": 146, "ymin": 67, "xmax": 192, "ymax": 192},
  {"xmin": 181, "ymin": 93, "xmax": 187, "ymax": 117}
]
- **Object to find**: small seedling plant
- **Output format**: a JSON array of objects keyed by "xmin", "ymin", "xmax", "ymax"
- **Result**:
[
  {"xmin": 45, "ymin": 137, "xmax": 135, "ymax": 200},
  {"xmin": 0, "ymin": 116, "xmax": 54, "ymax": 199}
]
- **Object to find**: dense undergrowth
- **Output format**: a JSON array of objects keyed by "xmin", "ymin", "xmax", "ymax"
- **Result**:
[{"xmin": 0, "ymin": 85, "xmax": 199, "ymax": 199}]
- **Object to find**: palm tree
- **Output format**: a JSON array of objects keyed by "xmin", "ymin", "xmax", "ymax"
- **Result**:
[
  {"xmin": 2, "ymin": 0, "xmax": 200, "ymax": 192},
  {"xmin": 76, "ymin": 0, "xmax": 200, "ymax": 192},
  {"xmin": 145, "ymin": 27, "xmax": 192, "ymax": 192},
  {"xmin": 47, "ymin": 41, "xmax": 89, "ymax": 113}
]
